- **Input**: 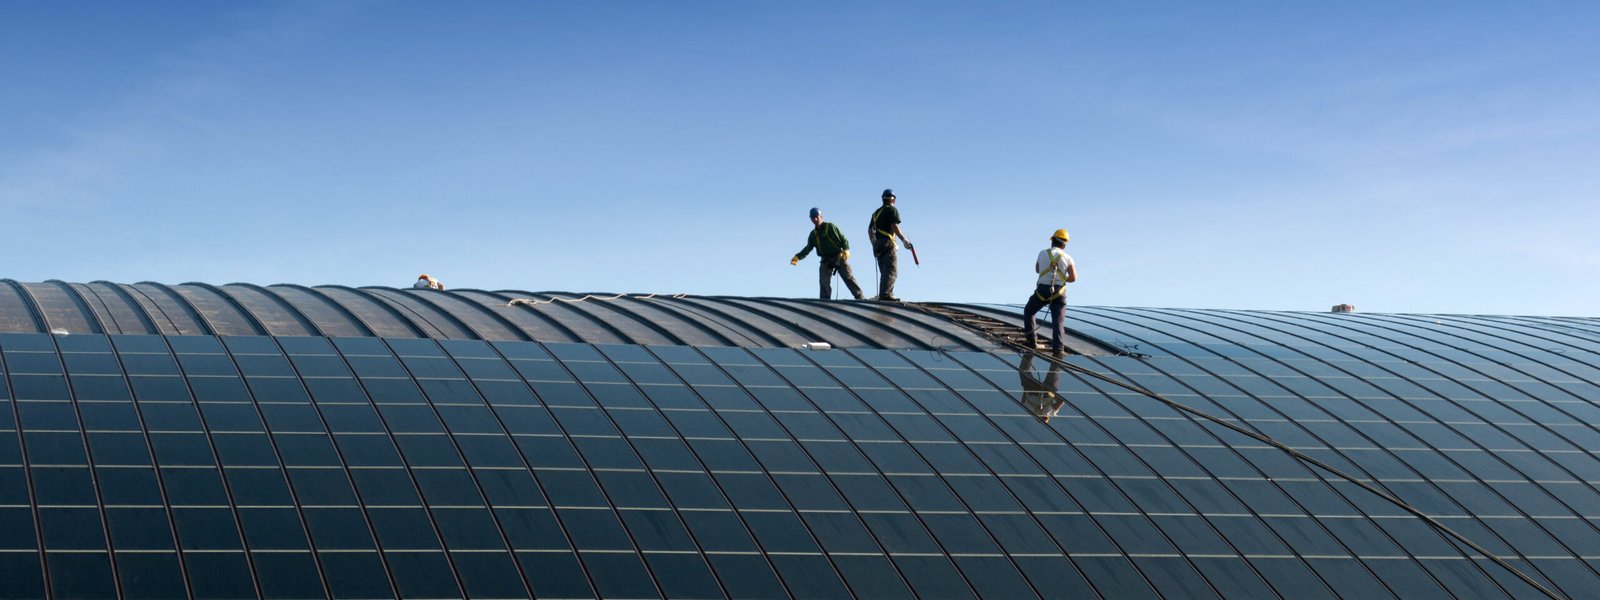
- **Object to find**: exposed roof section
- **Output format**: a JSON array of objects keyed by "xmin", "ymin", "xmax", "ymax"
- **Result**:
[
  {"xmin": 0, "ymin": 280, "xmax": 1029, "ymax": 351},
  {"xmin": 8, "ymin": 281, "xmax": 1596, "ymax": 358}
]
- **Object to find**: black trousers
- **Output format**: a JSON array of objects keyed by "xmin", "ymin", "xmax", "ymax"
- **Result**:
[
  {"xmin": 819, "ymin": 255, "xmax": 864, "ymax": 300},
  {"xmin": 1022, "ymin": 284, "xmax": 1066, "ymax": 350}
]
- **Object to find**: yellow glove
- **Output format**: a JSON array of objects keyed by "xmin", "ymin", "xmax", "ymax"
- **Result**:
[
  {"xmin": 840, "ymin": 250, "xmax": 850, "ymax": 261},
  {"xmin": 790, "ymin": 256, "xmax": 800, "ymax": 266}
]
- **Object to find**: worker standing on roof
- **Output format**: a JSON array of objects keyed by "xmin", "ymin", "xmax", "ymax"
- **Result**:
[
  {"xmin": 1022, "ymin": 229, "xmax": 1076, "ymax": 354},
  {"xmin": 792, "ymin": 207, "xmax": 865, "ymax": 300},
  {"xmin": 414, "ymin": 274, "xmax": 445, "ymax": 291},
  {"xmin": 868, "ymin": 189, "xmax": 913, "ymax": 301}
]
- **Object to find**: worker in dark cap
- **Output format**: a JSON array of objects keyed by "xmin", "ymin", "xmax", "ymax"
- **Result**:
[
  {"xmin": 868, "ymin": 188, "xmax": 914, "ymax": 301},
  {"xmin": 792, "ymin": 207, "xmax": 865, "ymax": 300}
]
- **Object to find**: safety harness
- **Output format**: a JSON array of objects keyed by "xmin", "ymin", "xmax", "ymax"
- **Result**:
[
  {"xmin": 1035, "ymin": 250, "xmax": 1069, "ymax": 302},
  {"xmin": 810, "ymin": 224, "xmax": 847, "ymax": 258},
  {"xmin": 869, "ymin": 206, "xmax": 896, "ymax": 242}
]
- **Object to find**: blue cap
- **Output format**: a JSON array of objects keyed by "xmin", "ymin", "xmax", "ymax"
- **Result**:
[
  {"xmin": 881, "ymin": 188, "xmax": 894, "ymax": 198},
  {"xmin": 809, "ymin": 207, "xmax": 821, "ymax": 219}
]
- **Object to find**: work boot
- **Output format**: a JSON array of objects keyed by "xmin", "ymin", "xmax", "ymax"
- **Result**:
[
  {"xmin": 853, "ymin": 293, "xmax": 865, "ymax": 300},
  {"xmin": 1023, "ymin": 335, "xmax": 1038, "ymax": 349},
  {"xmin": 877, "ymin": 295, "xmax": 901, "ymax": 302},
  {"xmin": 1050, "ymin": 346, "xmax": 1065, "ymax": 356}
]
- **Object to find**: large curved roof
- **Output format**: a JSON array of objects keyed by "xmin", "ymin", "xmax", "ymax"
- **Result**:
[
  {"xmin": 2, "ymin": 279, "xmax": 1598, "ymax": 599},
  {"xmin": 0, "ymin": 280, "xmax": 1020, "ymax": 351}
]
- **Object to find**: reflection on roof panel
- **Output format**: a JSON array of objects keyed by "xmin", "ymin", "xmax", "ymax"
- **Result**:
[{"xmin": 0, "ymin": 280, "xmax": 1596, "ymax": 598}]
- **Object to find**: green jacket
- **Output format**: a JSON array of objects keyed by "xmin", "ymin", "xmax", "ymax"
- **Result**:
[{"xmin": 795, "ymin": 222, "xmax": 850, "ymax": 260}]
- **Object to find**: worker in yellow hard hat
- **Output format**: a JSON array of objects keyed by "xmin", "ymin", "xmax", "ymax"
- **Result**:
[
  {"xmin": 792, "ymin": 207, "xmax": 865, "ymax": 300},
  {"xmin": 413, "ymin": 274, "xmax": 445, "ymax": 291},
  {"xmin": 1022, "ymin": 229, "xmax": 1076, "ymax": 353}
]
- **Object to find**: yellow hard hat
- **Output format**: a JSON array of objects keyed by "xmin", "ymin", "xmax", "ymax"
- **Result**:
[{"xmin": 1051, "ymin": 228, "xmax": 1070, "ymax": 242}]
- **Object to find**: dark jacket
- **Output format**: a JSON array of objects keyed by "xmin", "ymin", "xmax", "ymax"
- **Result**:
[{"xmin": 796, "ymin": 222, "xmax": 850, "ymax": 259}]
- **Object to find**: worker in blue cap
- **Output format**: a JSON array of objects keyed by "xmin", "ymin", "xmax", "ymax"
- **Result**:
[
  {"xmin": 869, "ymin": 188, "xmax": 913, "ymax": 301},
  {"xmin": 792, "ymin": 207, "xmax": 865, "ymax": 300}
]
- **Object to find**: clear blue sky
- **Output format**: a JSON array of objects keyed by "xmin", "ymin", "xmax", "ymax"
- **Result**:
[{"xmin": 4, "ymin": 2, "xmax": 1597, "ymax": 316}]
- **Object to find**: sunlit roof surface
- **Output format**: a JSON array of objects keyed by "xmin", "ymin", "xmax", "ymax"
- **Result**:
[{"xmin": 1, "ymin": 280, "xmax": 1597, "ymax": 598}]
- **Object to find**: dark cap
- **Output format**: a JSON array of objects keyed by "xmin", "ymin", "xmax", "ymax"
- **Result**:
[
  {"xmin": 881, "ymin": 188, "xmax": 894, "ymax": 199},
  {"xmin": 809, "ymin": 207, "xmax": 821, "ymax": 219}
]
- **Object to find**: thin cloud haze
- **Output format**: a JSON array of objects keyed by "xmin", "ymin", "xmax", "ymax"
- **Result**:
[{"xmin": 2, "ymin": 2, "xmax": 1596, "ymax": 316}]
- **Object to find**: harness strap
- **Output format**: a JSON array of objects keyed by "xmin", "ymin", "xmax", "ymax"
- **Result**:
[
  {"xmin": 870, "ymin": 207, "xmax": 896, "ymax": 240},
  {"xmin": 813, "ymin": 225, "xmax": 847, "ymax": 256},
  {"xmin": 1035, "ymin": 252, "xmax": 1068, "ymax": 301}
]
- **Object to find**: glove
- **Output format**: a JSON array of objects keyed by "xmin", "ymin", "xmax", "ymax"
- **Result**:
[
  {"xmin": 904, "ymin": 241, "xmax": 915, "ymax": 250},
  {"xmin": 790, "ymin": 256, "xmax": 800, "ymax": 266},
  {"xmin": 840, "ymin": 250, "xmax": 850, "ymax": 261}
]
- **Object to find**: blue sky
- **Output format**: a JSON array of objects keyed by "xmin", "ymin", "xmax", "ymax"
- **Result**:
[{"xmin": 4, "ymin": 2, "xmax": 1597, "ymax": 316}]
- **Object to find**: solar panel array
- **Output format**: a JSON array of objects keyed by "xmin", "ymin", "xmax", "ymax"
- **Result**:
[
  {"xmin": 1, "ymin": 304, "xmax": 1598, "ymax": 599},
  {"xmin": 0, "ymin": 281, "xmax": 1006, "ymax": 352}
]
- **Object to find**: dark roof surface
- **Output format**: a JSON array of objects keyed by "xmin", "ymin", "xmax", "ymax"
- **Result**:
[
  {"xmin": 0, "ymin": 280, "xmax": 1026, "ymax": 351},
  {"xmin": 2, "ymin": 280, "xmax": 1599, "ymax": 599}
]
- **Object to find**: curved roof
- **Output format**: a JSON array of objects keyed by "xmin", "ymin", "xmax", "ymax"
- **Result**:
[
  {"xmin": 0, "ymin": 280, "xmax": 1031, "ymax": 351},
  {"xmin": 5, "ymin": 280, "xmax": 1594, "ymax": 357},
  {"xmin": 1, "ymin": 280, "xmax": 1599, "ymax": 598}
]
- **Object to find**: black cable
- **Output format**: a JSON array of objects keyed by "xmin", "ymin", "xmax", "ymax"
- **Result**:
[
  {"xmin": 1036, "ymin": 346, "xmax": 1563, "ymax": 600},
  {"xmin": 873, "ymin": 248, "xmax": 881, "ymax": 300},
  {"xmin": 904, "ymin": 302, "xmax": 1567, "ymax": 600}
]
